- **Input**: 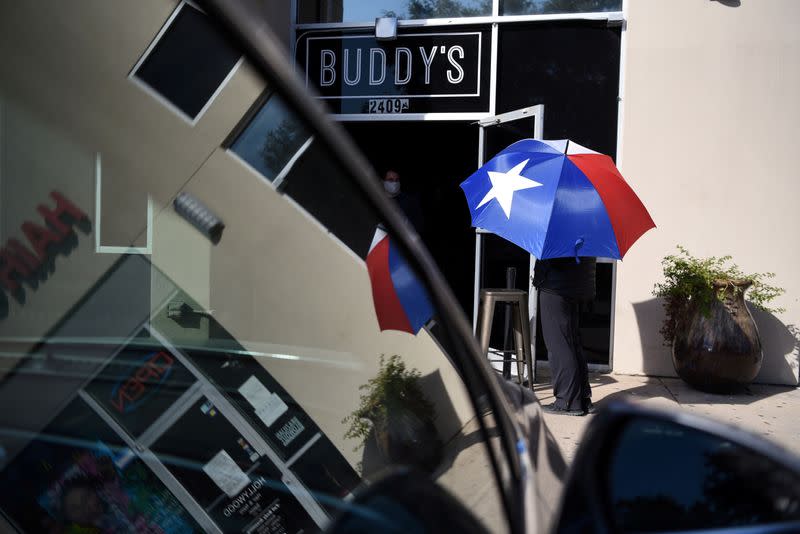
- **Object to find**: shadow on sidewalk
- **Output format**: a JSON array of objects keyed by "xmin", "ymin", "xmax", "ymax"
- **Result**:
[
  {"xmin": 631, "ymin": 298, "xmax": 799, "ymax": 404},
  {"xmin": 535, "ymin": 373, "xmax": 680, "ymax": 410},
  {"xmin": 534, "ymin": 369, "xmax": 798, "ymax": 412},
  {"xmin": 659, "ymin": 376, "xmax": 798, "ymax": 407}
]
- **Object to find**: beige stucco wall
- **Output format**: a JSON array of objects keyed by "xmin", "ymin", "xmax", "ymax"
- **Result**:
[
  {"xmin": 614, "ymin": 0, "xmax": 800, "ymax": 385},
  {"xmin": 0, "ymin": 0, "xmax": 263, "ymax": 354}
]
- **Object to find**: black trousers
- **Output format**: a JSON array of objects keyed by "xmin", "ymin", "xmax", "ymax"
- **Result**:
[{"xmin": 539, "ymin": 290, "xmax": 591, "ymax": 411}]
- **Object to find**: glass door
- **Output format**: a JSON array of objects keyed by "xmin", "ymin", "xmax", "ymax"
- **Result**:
[
  {"xmin": 473, "ymin": 105, "xmax": 544, "ymax": 378},
  {"xmin": 472, "ymin": 105, "xmax": 614, "ymax": 374}
]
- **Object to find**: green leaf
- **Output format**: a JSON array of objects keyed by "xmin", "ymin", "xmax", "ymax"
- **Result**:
[{"xmin": 652, "ymin": 246, "xmax": 785, "ymax": 344}]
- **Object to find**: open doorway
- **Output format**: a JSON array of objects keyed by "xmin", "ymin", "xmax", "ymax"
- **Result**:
[
  {"xmin": 343, "ymin": 120, "xmax": 613, "ymax": 371},
  {"xmin": 342, "ymin": 121, "xmax": 478, "ymax": 317}
]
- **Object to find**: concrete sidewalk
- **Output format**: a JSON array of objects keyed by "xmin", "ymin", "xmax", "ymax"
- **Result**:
[{"xmin": 535, "ymin": 372, "xmax": 800, "ymax": 462}]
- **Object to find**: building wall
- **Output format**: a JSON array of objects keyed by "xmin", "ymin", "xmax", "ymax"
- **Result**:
[
  {"xmin": 615, "ymin": 0, "xmax": 800, "ymax": 385},
  {"xmin": 0, "ymin": 0, "xmax": 262, "ymax": 362},
  {"xmin": 151, "ymin": 148, "xmax": 474, "ymax": 467}
]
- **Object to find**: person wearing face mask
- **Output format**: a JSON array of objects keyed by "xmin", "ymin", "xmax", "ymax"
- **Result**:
[{"xmin": 383, "ymin": 169, "xmax": 424, "ymax": 236}]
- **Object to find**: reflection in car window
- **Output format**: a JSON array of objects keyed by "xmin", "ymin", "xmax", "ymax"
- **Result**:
[
  {"xmin": 295, "ymin": 0, "xmax": 622, "ymax": 23},
  {"xmin": 499, "ymin": 0, "xmax": 621, "ymax": 16},
  {"xmin": 229, "ymin": 92, "xmax": 311, "ymax": 183},
  {"xmin": 296, "ymin": 0, "xmax": 492, "ymax": 23},
  {"xmin": 131, "ymin": 1, "xmax": 242, "ymax": 122},
  {"xmin": 0, "ymin": 396, "xmax": 204, "ymax": 533},
  {"xmin": 609, "ymin": 418, "xmax": 800, "ymax": 532},
  {"xmin": 0, "ymin": 1, "xmax": 507, "ymax": 533}
]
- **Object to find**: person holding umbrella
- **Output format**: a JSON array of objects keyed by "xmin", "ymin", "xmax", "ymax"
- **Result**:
[
  {"xmin": 533, "ymin": 257, "xmax": 596, "ymax": 416},
  {"xmin": 460, "ymin": 139, "xmax": 655, "ymax": 416}
]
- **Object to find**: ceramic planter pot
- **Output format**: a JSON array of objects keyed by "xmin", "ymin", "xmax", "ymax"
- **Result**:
[{"xmin": 672, "ymin": 280, "xmax": 763, "ymax": 392}]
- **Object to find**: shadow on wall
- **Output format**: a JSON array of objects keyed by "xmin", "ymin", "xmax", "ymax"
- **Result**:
[
  {"xmin": 360, "ymin": 369, "xmax": 462, "ymax": 479},
  {"xmin": 749, "ymin": 307, "xmax": 800, "ymax": 386},
  {"xmin": 633, "ymin": 298, "xmax": 800, "ymax": 386},
  {"xmin": 632, "ymin": 298, "xmax": 674, "ymax": 377},
  {"xmin": 711, "ymin": 0, "xmax": 741, "ymax": 7},
  {"xmin": 416, "ymin": 369, "xmax": 463, "ymax": 444}
]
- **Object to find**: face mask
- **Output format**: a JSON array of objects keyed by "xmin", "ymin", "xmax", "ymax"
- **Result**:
[{"xmin": 383, "ymin": 181, "xmax": 400, "ymax": 196}]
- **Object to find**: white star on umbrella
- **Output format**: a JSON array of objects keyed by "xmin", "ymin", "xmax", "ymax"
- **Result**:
[{"xmin": 476, "ymin": 159, "xmax": 542, "ymax": 218}]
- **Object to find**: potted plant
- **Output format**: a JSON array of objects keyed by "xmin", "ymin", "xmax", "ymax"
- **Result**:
[
  {"xmin": 653, "ymin": 246, "xmax": 784, "ymax": 392},
  {"xmin": 343, "ymin": 355, "xmax": 442, "ymax": 473}
]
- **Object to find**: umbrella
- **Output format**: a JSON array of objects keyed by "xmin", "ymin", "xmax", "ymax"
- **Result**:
[
  {"xmin": 366, "ymin": 227, "xmax": 434, "ymax": 334},
  {"xmin": 460, "ymin": 139, "xmax": 655, "ymax": 260}
]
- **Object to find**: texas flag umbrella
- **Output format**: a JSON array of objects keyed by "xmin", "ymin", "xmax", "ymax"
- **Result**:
[
  {"xmin": 366, "ymin": 227, "xmax": 434, "ymax": 334},
  {"xmin": 460, "ymin": 139, "xmax": 655, "ymax": 260}
]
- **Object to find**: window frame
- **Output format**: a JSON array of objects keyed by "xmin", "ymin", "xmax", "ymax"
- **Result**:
[
  {"xmin": 224, "ymin": 90, "xmax": 315, "ymax": 189},
  {"xmin": 293, "ymin": 0, "xmax": 623, "ymax": 29}
]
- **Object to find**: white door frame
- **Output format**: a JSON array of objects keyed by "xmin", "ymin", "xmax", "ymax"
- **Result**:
[
  {"xmin": 472, "ymin": 105, "xmax": 543, "ymax": 375},
  {"xmin": 472, "ymin": 108, "xmax": 615, "ymax": 373},
  {"xmin": 472, "ymin": 104, "xmax": 544, "ymax": 329}
]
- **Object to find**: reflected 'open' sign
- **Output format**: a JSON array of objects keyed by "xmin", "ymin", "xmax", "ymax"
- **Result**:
[{"xmin": 110, "ymin": 351, "xmax": 175, "ymax": 414}]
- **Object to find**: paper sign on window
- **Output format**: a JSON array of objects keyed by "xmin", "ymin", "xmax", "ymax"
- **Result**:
[
  {"xmin": 239, "ymin": 376, "xmax": 288, "ymax": 427},
  {"xmin": 202, "ymin": 450, "xmax": 251, "ymax": 497}
]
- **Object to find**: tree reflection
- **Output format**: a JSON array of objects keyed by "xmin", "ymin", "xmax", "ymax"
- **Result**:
[
  {"xmin": 260, "ymin": 118, "xmax": 306, "ymax": 177},
  {"xmin": 532, "ymin": 0, "xmax": 621, "ymax": 13},
  {"xmin": 404, "ymin": 0, "xmax": 491, "ymax": 18},
  {"xmin": 505, "ymin": 0, "xmax": 621, "ymax": 16},
  {"xmin": 376, "ymin": 0, "xmax": 622, "ymax": 20},
  {"xmin": 700, "ymin": 447, "xmax": 800, "ymax": 526},
  {"xmin": 614, "ymin": 446, "xmax": 800, "ymax": 532}
]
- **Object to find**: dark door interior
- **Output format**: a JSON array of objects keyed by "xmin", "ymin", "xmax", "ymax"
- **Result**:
[
  {"xmin": 480, "ymin": 118, "xmax": 538, "ymax": 355},
  {"xmin": 343, "ymin": 120, "xmax": 612, "ymax": 367},
  {"xmin": 342, "ymin": 121, "xmax": 479, "ymax": 317}
]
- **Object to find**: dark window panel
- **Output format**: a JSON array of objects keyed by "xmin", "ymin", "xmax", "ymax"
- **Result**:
[
  {"xmin": 281, "ymin": 140, "xmax": 382, "ymax": 259},
  {"xmin": 133, "ymin": 3, "xmax": 241, "ymax": 120},
  {"xmin": 0, "ymin": 398, "xmax": 201, "ymax": 533},
  {"xmin": 84, "ymin": 339, "xmax": 198, "ymax": 439},
  {"xmin": 497, "ymin": 21, "xmax": 621, "ymax": 158},
  {"xmin": 151, "ymin": 396, "xmax": 317, "ymax": 533},
  {"xmin": 501, "ymin": 0, "xmax": 621, "ymax": 16},
  {"xmin": 229, "ymin": 93, "xmax": 311, "ymax": 181}
]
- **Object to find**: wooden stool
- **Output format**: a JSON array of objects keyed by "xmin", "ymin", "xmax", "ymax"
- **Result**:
[{"xmin": 477, "ymin": 288, "xmax": 535, "ymax": 389}]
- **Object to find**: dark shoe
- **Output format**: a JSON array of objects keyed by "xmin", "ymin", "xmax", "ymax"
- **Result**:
[
  {"xmin": 475, "ymin": 394, "xmax": 494, "ymax": 416},
  {"xmin": 541, "ymin": 402, "xmax": 586, "ymax": 417},
  {"xmin": 584, "ymin": 401, "xmax": 597, "ymax": 415}
]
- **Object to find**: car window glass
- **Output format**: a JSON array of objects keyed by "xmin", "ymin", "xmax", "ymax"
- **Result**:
[
  {"xmin": 608, "ymin": 418, "xmax": 800, "ymax": 532},
  {"xmin": 0, "ymin": 1, "xmax": 508, "ymax": 533},
  {"xmin": 229, "ymin": 92, "xmax": 311, "ymax": 182}
]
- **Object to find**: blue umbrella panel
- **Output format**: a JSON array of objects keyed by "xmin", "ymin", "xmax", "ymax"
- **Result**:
[{"xmin": 460, "ymin": 139, "xmax": 653, "ymax": 260}]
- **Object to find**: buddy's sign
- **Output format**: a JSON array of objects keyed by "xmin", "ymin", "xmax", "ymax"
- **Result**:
[{"xmin": 299, "ymin": 29, "xmax": 490, "ymax": 115}]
